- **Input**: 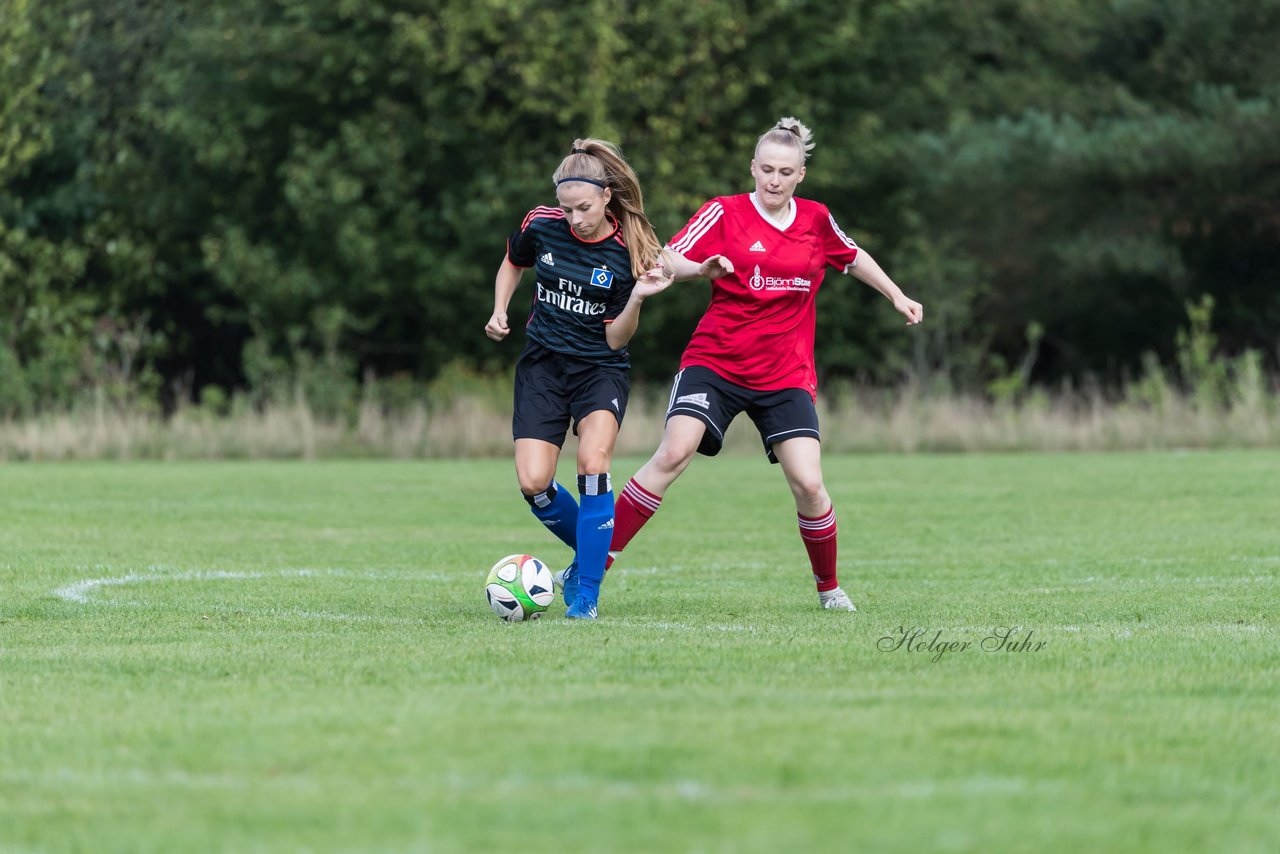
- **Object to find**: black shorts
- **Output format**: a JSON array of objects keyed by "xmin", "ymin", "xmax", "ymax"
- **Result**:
[
  {"xmin": 512, "ymin": 341, "xmax": 630, "ymax": 446},
  {"xmin": 665, "ymin": 365, "xmax": 819, "ymax": 463}
]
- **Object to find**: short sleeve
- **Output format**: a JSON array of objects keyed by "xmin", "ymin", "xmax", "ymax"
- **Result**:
[
  {"xmin": 666, "ymin": 198, "xmax": 725, "ymax": 263},
  {"xmin": 505, "ymin": 209, "xmax": 542, "ymax": 268},
  {"xmin": 603, "ymin": 273, "xmax": 636, "ymax": 322},
  {"xmin": 821, "ymin": 208, "xmax": 860, "ymax": 271}
]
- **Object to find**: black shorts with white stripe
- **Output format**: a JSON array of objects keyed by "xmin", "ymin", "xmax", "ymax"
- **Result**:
[
  {"xmin": 513, "ymin": 341, "xmax": 630, "ymax": 445},
  {"xmin": 663, "ymin": 365, "xmax": 819, "ymax": 464}
]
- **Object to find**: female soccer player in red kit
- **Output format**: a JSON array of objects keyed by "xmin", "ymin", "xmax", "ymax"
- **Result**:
[{"xmin": 564, "ymin": 118, "xmax": 923, "ymax": 611}]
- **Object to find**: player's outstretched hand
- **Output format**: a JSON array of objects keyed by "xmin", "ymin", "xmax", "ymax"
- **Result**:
[
  {"xmin": 699, "ymin": 254, "xmax": 734, "ymax": 279},
  {"xmin": 485, "ymin": 312, "xmax": 510, "ymax": 341},
  {"xmin": 895, "ymin": 295, "xmax": 924, "ymax": 326},
  {"xmin": 634, "ymin": 262, "xmax": 676, "ymax": 300}
]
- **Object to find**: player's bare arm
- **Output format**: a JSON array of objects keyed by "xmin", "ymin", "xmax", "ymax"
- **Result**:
[
  {"xmin": 846, "ymin": 250, "xmax": 923, "ymax": 325},
  {"xmin": 486, "ymin": 257, "xmax": 525, "ymax": 341},
  {"xmin": 604, "ymin": 264, "xmax": 676, "ymax": 350},
  {"xmin": 661, "ymin": 249, "xmax": 734, "ymax": 282}
]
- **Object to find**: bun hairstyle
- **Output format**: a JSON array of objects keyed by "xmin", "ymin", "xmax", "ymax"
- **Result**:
[
  {"xmin": 553, "ymin": 138, "xmax": 665, "ymax": 278},
  {"xmin": 755, "ymin": 116, "xmax": 815, "ymax": 160}
]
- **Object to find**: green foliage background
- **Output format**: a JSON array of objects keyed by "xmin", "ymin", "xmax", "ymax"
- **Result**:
[{"xmin": 3, "ymin": 0, "xmax": 1278, "ymax": 415}]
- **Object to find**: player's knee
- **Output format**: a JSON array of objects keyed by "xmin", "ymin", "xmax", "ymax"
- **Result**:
[
  {"xmin": 577, "ymin": 448, "xmax": 613, "ymax": 476},
  {"xmin": 516, "ymin": 472, "xmax": 552, "ymax": 496},
  {"xmin": 652, "ymin": 441, "xmax": 696, "ymax": 475},
  {"xmin": 790, "ymin": 476, "xmax": 827, "ymax": 506}
]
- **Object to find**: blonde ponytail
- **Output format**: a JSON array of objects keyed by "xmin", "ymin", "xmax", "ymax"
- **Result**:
[{"xmin": 553, "ymin": 138, "xmax": 662, "ymax": 279}]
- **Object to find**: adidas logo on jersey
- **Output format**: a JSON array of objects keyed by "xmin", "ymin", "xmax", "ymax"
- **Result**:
[
  {"xmin": 540, "ymin": 252, "xmax": 554, "ymax": 266},
  {"xmin": 749, "ymin": 241, "xmax": 767, "ymax": 252}
]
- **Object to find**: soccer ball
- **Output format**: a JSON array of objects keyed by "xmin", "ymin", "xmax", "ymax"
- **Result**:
[{"xmin": 485, "ymin": 554, "xmax": 555, "ymax": 622}]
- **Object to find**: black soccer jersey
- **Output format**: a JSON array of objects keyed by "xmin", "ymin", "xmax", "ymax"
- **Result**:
[{"xmin": 506, "ymin": 207, "xmax": 637, "ymax": 367}]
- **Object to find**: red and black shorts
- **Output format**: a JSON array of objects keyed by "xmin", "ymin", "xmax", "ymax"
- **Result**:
[
  {"xmin": 664, "ymin": 365, "xmax": 819, "ymax": 464},
  {"xmin": 512, "ymin": 341, "xmax": 630, "ymax": 446}
]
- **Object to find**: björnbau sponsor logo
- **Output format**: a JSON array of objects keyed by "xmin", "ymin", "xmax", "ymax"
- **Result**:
[{"xmin": 748, "ymin": 264, "xmax": 812, "ymax": 292}]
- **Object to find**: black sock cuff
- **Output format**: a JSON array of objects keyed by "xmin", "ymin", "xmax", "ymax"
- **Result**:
[
  {"xmin": 523, "ymin": 482, "xmax": 557, "ymax": 509},
  {"xmin": 578, "ymin": 473, "xmax": 611, "ymax": 496}
]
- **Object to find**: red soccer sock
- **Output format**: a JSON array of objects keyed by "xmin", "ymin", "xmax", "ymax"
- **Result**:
[
  {"xmin": 606, "ymin": 479, "xmax": 662, "ymax": 570},
  {"xmin": 798, "ymin": 506, "xmax": 839, "ymax": 592}
]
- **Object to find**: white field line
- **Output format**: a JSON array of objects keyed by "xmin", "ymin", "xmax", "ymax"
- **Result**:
[
  {"xmin": 531, "ymin": 618, "xmax": 758, "ymax": 633},
  {"xmin": 54, "ymin": 569, "xmax": 268, "ymax": 604},
  {"xmin": 677, "ymin": 556, "xmax": 1280, "ymax": 577},
  {"xmin": 52, "ymin": 565, "xmax": 452, "ymax": 628},
  {"xmin": 2, "ymin": 765, "xmax": 1069, "ymax": 802}
]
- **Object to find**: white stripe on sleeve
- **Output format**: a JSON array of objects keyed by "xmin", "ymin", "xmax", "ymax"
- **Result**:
[{"xmin": 669, "ymin": 202, "xmax": 723, "ymax": 255}]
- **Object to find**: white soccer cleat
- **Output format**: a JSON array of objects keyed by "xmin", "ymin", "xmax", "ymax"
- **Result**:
[{"xmin": 819, "ymin": 587, "xmax": 857, "ymax": 611}]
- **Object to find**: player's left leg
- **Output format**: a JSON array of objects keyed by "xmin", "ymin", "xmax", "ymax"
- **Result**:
[
  {"xmin": 772, "ymin": 436, "xmax": 853, "ymax": 610},
  {"xmin": 567, "ymin": 408, "xmax": 621, "ymax": 619},
  {"xmin": 772, "ymin": 435, "xmax": 830, "ymax": 516},
  {"xmin": 751, "ymin": 384, "xmax": 856, "ymax": 613}
]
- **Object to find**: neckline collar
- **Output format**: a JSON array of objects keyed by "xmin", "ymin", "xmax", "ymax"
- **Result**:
[
  {"xmin": 749, "ymin": 191, "xmax": 796, "ymax": 231},
  {"xmin": 571, "ymin": 213, "xmax": 620, "ymax": 244}
]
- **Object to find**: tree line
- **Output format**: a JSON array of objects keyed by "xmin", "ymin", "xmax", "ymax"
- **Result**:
[{"xmin": 2, "ymin": 0, "xmax": 1278, "ymax": 416}]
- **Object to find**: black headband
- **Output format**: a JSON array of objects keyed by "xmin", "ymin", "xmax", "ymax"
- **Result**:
[
  {"xmin": 556, "ymin": 177, "xmax": 608, "ymax": 189},
  {"xmin": 572, "ymin": 147, "xmax": 590, "ymax": 155}
]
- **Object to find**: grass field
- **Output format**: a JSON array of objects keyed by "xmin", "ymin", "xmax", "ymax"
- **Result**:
[{"xmin": 2, "ymin": 451, "xmax": 1278, "ymax": 853}]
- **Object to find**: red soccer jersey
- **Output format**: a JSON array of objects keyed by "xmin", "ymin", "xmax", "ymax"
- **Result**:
[{"xmin": 667, "ymin": 193, "xmax": 859, "ymax": 397}]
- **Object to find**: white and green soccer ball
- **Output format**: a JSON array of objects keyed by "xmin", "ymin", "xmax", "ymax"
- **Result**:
[{"xmin": 485, "ymin": 554, "xmax": 555, "ymax": 622}]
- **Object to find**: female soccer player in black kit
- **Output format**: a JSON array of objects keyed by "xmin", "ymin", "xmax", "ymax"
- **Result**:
[{"xmin": 485, "ymin": 139, "xmax": 672, "ymax": 620}]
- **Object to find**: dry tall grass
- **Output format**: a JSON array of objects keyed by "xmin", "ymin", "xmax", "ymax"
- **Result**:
[
  {"xmin": 817, "ymin": 387, "xmax": 1279, "ymax": 453},
  {"xmin": 2, "ymin": 382, "xmax": 1277, "ymax": 461}
]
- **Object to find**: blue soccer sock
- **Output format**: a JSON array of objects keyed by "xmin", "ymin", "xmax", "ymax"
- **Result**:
[
  {"xmin": 523, "ymin": 481, "xmax": 578, "ymax": 552},
  {"xmin": 574, "ymin": 473, "xmax": 614, "ymax": 600}
]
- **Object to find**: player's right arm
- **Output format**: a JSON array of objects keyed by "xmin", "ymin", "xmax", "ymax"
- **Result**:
[
  {"xmin": 662, "ymin": 248, "xmax": 734, "ymax": 282},
  {"xmin": 663, "ymin": 199, "xmax": 733, "ymax": 282},
  {"xmin": 485, "ymin": 256, "xmax": 525, "ymax": 341}
]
